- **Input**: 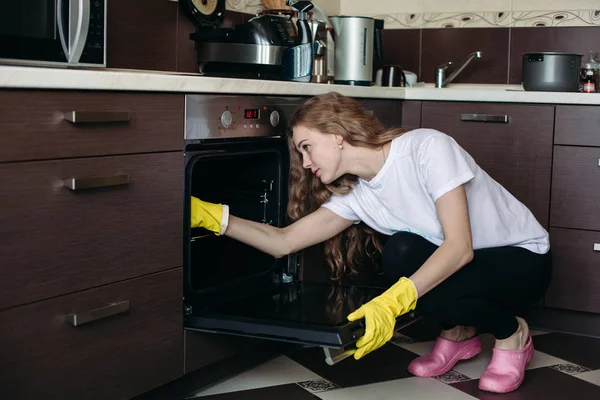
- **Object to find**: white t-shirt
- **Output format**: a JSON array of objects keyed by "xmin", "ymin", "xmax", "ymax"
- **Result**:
[{"xmin": 322, "ymin": 128, "xmax": 550, "ymax": 254}]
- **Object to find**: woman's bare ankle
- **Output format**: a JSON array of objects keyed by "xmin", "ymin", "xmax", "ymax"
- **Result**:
[
  {"xmin": 494, "ymin": 317, "xmax": 530, "ymax": 350},
  {"xmin": 440, "ymin": 326, "xmax": 477, "ymax": 341}
]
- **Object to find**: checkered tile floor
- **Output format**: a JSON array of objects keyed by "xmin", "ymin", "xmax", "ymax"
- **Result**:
[{"xmin": 186, "ymin": 319, "xmax": 600, "ymax": 400}]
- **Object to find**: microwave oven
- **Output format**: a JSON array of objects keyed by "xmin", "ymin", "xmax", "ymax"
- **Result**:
[{"xmin": 0, "ymin": 0, "xmax": 106, "ymax": 68}]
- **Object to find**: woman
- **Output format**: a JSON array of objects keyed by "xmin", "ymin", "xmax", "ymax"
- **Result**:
[{"xmin": 191, "ymin": 92, "xmax": 552, "ymax": 394}]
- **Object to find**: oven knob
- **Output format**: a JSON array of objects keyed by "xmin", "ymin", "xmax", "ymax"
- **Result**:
[
  {"xmin": 269, "ymin": 110, "xmax": 280, "ymax": 127},
  {"xmin": 220, "ymin": 111, "xmax": 233, "ymax": 128}
]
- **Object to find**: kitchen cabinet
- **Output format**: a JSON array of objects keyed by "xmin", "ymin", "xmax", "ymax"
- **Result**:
[
  {"xmin": 0, "ymin": 152, "xmax": 183, "ymax": 310},
  {"xmin": 544, "ymin": 228, "xmax": 600, "ymax": 314},
  {"xmin": 0, "ymin": 90, "xmax": 186, "ymax": 399},
  {"xmin": 550, "ymin": 145, "xmax": 600, "ymax": 231},
  {"xmin": 401, "ymin": 100, "xmax": 422, "ymax": 129},
  {"xmin": 421, "ymin": 101, "xmax": 554, "ymax": 228},
  {"xmin": 0, "ymin": 268, "xmax": 183, "ymax": 400},
  {"xmin": 358, "ymin": 98, "xmax": 404, "ymax": 128},
  {"xmin": 546, "ymin": 105, "xmax": 600, "ymax": 314},
  {"xmin": 554, "ymin": 105, "xmax": 600, "ymax": 147},
  {"xmin": 0, "ymin": 91, "xmax": 183, "ymax": 162}
]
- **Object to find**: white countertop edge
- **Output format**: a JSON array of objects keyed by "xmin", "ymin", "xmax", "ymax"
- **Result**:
[
  {"xmin": 1, "ymin": 65, "xmax": 600, "ymax": 105},
  {"xmin": 0, "ymin": 65, "xmax": 405, "ymax": 99}
]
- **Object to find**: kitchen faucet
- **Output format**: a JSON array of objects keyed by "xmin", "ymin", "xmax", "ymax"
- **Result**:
[{"xmin": 435, "ymin": 51, "xmax": 483, "ymax": 88}]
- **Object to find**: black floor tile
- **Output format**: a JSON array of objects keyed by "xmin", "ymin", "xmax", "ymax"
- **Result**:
[
  {"xmin": 286, "ymin": 343, "xmax": 418, "ymax": 388},
  {"xmin": 451, "ymin": 367, "xmax": 600, "ymax": 399},
  {"xmin": 196, "ymin": 384, "xmax": 320, "ymax": 399},
  {"xmin": 532, "ymin": 333, "xmax": 600, "ymax": 369}
]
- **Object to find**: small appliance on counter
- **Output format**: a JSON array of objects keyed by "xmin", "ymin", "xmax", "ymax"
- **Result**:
[
  {"xmin": 181, "ymin": 0, "xmax": 328, "ymax": 82},
  {"xmin": 329, "ymin": 16, "xmax": 380, "ymax": 86},
  {"xmin": 0, "ymin": 0, "xmax": 106, "ymax": 68},
  {"xmin": 522, "ymin": 52, "xmax": 582, "ymax": 92}
]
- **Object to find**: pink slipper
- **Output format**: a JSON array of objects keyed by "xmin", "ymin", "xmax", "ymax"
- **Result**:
[
  {"xmin": 478, "ymin": 336, "xmax": 534, "ymax": 393},
  {"xmin": 408, "ymin": 336, "xmax": 482, "ymax": 377}
]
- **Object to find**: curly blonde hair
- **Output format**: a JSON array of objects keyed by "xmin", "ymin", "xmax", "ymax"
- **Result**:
[{"xmin": 287, "ymin": 92, "xmax": 406, "ymax": 280}]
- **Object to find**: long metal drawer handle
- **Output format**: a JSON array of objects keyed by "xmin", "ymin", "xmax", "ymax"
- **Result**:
[
  {"xmin": 64, "ymin": 111, "xmax": 130, "ymax": 124},
  {"xmin": 460, "ymin": 113, "xmax": 509, "ymax": 123},
  {"xmin": 594, "ymin": 243, "xmax": 600, "ymax": 252},
  {"xmin": 65, "ymin": 300, "xmax": 130, "ymax": 327},
  {"xmin": 64, "ymin": 174, "xmax": 130, "ymax": 191}
]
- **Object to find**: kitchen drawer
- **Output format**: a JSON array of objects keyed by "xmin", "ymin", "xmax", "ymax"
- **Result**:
[
  {"xmin": 421, "ymin": 102, "xmax": 554, "ymax": 227},
  {"xmin": 555, "ymin": 105, "xmax": 600, "ymax": 147},
  {"xmin": 550, "ymin": 145, "xmax": 600, "ymax": 231},
  {"xmin": 0, "ymin": 90, "xmax": 183, "ymax": 162},
  {"xmin": 545, "ymin": 228, "xmax": 600, "ymax": 313},
  {"xmin": 0, "ymin": 268, "xmax": 183, "ymax": 399},
  {"xmin": 0, "ymin": 152, "xmax": 183, "ymax": 310}
]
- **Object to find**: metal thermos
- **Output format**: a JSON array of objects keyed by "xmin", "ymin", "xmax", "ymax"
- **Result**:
[{"xmin": 329, "ymin": 16, "xmax": 375, "ymax": 86}]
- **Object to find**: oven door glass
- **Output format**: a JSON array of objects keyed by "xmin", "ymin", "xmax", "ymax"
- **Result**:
[{"xmin": 183, "ymin": 138, "xmax": 415, "ymax": 348}]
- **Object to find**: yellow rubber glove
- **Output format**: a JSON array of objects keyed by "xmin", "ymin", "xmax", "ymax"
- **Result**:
[
  {"xmin": 191, "ymin": 197, "xmax": 229, "ymax": 235},
  {"xmin": 347, "ymin": 277, "xmax": 418, "ymax": 360}
]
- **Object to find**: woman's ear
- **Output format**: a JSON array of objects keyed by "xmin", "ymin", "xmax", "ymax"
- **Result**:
[{"xmin": 334, "ymin": 133, "xmax": 344, "ymax": 146}]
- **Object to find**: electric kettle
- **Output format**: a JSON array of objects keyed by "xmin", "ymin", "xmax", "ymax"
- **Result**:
[{"xmin": 329, "ymin": 16, "xmax": 375, "ymax": 86}]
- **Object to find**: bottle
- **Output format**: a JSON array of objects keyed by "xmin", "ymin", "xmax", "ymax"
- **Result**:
[{"xmin": 583, "ymin": 68, "xmax": 596, "ymax": 93}]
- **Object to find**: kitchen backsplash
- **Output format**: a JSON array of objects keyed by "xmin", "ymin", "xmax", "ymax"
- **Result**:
[
  {"xmin": 342, "ymin": 0, "xmax": 600, "ymax": 28},
  {"xmin": 383, "ymin": 25, "xmax": 600, "ymax": 85},
  {"xmin": 108, "ymin": 1, "xmax": 600, "ymax": 86}
]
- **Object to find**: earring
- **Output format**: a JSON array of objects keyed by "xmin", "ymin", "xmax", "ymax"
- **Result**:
[{"xmin": 338, "ymin": 144, "xmax": 343, "ymax": 149}]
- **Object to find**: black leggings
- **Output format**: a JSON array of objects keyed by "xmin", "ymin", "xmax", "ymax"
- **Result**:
[{"xmin": 380, "ymin": 232, "xmax": 553, "ymax": 339}]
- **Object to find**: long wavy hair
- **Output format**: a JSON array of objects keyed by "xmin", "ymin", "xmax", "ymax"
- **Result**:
[{"xmin": 287, "ymin": 92, "xmax": 406, "ymax": 281}]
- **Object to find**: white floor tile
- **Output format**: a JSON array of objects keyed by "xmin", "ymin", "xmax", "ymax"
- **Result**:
[
  {"xmin": 574, "ymin": 369, "xmax": 600, "ymax": 386},
  {"xmin": 398, "ymin": 334, "xmax": 570, "ymax": 379},
  {"xmin": 192, "ymin": 356, "xmax": 322, "ymax": 397},
  {"xmin": 315, "ymin": 377, "xmax": 477, "ymax": 400}
]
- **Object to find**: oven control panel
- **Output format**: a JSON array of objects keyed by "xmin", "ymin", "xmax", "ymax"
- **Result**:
[{"xmin": 185, "ymin": 95, "xmax": 305, "ymax": 141}]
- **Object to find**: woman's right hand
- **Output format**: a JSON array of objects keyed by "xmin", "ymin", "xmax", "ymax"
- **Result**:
[{"xmin": 191, "ymin": 197, "xmax": 229, "ymax": 235}]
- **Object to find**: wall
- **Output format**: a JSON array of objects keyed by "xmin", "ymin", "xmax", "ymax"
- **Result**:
[
  {"xmin": 341, "ymin": 0, "xmax": 600, "ymax": 28},
  {"xmin": 341, "ymin": 0, "xmax": 600, "ymax": 84},
  {"xmin": 107, "ymin": 1, "xmax": 253, "ymax": 73},
  {"xmin": 108, "ymin": 0, "xmax": 339, "ymax": 73},
  {"xmin": 108, "ymin": 1, "xmax": 600, "ymax": 85}
]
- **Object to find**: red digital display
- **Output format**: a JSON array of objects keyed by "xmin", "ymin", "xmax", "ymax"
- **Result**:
[{"xmin": 244, "ymin": 109, "xmax": 259, "ymax": 119}]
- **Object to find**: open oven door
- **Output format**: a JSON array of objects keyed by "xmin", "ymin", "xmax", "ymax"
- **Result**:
[{"xmin": 183, "ymin": 137, "xmax": 418, "ymax": 351}]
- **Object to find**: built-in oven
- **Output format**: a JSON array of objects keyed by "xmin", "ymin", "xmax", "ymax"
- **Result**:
[
  {"xmin": 0, "ymin": 0, "xmax": 106, "ymax": 68},
  {"xmin": 183, "ymin": 94, "xmax": 417, "ymax": 364}
]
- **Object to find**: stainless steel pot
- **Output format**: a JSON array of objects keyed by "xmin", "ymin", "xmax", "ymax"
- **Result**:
[{"xmin": 522, "ymin": 52, "xmax": 582, "ymax": 92}]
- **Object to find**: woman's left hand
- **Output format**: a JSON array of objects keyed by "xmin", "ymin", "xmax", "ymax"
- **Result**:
[{"xmin": 347, "ymin": 277, "xmax": 418, "ymax": 360}]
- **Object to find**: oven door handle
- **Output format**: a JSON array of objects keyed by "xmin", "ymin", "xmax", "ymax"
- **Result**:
[{"xmin": 68, "ymin": 0, "xmax": 91, "ymax": 64}]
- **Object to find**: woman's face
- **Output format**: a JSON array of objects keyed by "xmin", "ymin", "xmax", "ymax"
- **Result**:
[{"xmin": 292, "ymin": 125, "xmax": 343, "ymax": 185}]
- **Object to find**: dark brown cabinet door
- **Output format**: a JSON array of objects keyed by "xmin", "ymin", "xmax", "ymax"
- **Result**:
[
  {"xmin": 358, "ymin": 98, "xmax": 403, "ymax": 128},
  {"xmin": 550, "ymin": 145, "xmax": 600, "ymax": 231},
  {"xmin": 421, "ymin": 101, "xmax": 554, "ymax": 228},
  {"xmin": 0, "ymin": 269, "xmax": 183, "ymax": 399},
  {"xmin": 555, "ymin": 105, "xmax": 600, "ymax": 147},
  {"xmin": 401, "ymin": 100, "xmax": 422, "ymax": 130},
  {"xmin": 0, "ymin": 152, "xmax": 183, "ymax": 310},
  {"xmin": 545, "ymin": 228, "xmax": 600, "ymax": 313},
  {"xmin": 0, "ymin": 91, "xmax": 184, "ymax": 162}
]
